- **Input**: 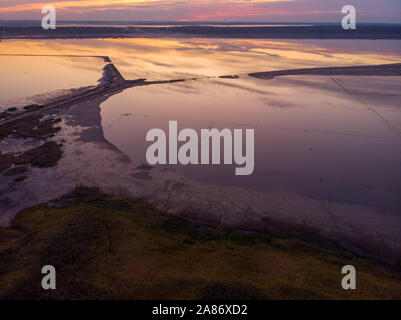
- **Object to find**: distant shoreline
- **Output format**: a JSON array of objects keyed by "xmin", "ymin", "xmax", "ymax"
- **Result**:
[{"xmin": 1, "ymin": 25, "xmax": 401, "ymax": 40}]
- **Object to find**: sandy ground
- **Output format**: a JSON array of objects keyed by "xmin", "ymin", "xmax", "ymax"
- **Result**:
[{"xmin": 1, "ymin": 62, "xmax": 401, "ymax": 264}]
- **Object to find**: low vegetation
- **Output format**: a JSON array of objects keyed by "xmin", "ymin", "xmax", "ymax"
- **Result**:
[
  {"xmin": 0, "ymin": 114, "xmax": 63, "ymax": 181},
  {"xmin": 0, "ymin": 187, "xmax": 400, "ymax": 299},
  {"xmin": 0, "ymin": 114, "xmax": 61, "ymax": 140}
]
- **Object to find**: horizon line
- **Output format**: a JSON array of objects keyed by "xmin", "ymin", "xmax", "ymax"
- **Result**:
[{"xmin": 2, "ymin": 19, "xmax": 401, "ymax": 24}]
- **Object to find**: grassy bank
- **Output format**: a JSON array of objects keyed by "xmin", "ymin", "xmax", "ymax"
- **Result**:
[{"xmin": 0, "ymin": 187, "xmax": 400, "ymax": 299}]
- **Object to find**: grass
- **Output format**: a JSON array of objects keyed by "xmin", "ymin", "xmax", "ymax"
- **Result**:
[{"xmin": 0, "ymin": 186, "xmax": 400, "ymax": 300}]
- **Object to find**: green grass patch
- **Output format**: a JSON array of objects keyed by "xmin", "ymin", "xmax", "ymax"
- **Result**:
[{"xmin": 0, "ymin": 186, "xmax": 400, "ymax": 300}]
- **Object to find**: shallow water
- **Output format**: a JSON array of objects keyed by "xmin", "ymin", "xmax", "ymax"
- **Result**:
[
  {"xmin": 100, "ymin": 75, "xmax": 401, "ymax": 212},
  {"xmin": 1, "ymin": 38, "xmax": 401, "ymax": 212},
  {"xmin": 1, "ymin": 38, "xmax": 401, "ymax": 82},
  {"xmin": 0, "ymin": 55, "xmax": 106, "ymax": 109}
]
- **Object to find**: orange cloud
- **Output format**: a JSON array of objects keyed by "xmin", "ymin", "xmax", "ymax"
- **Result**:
[
  {"xmin": 0, "ymin": 0, "xmax": 294, "ymax": 12},
  {"xmin": 0, "ymin": 0, "xmax": 165, "ymax": 12}
]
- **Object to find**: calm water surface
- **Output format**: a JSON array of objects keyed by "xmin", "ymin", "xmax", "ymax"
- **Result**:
[
  {"xmin": 1, "ymin": 38, "xmax": 400, "ymax": 212},
  {"xmin": 100, "ymin": 75, "xmax": 401, "ymax": 212},
  {"xmin": 0, "ymin": 55, "xmax": 106, "ymax": 109}
]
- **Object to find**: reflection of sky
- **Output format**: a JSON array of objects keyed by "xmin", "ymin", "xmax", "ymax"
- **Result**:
[
  {"xmin": 0, "ymin": 55, "xmax": 105, "ymax": 109},
  {"xmin": 1, "ymin": 0, "xmax": 400, "ymax": 23},
  {"xmin": 1, "ymin": 38, "xmax": 401, "ymax": 81},
  {"xmin": 100, "ymin": 75, "xmax": 401, "ymax": 212}
]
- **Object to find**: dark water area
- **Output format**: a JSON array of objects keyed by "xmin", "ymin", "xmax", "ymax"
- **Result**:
[{"xmin": 1, "ymin": 21, "xmax": 401, "ymax": 39}]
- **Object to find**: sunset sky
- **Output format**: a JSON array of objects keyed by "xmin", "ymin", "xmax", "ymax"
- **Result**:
[{"xmin": 1, "ymin": 0, "xmax": 400, "ymax": 22}]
